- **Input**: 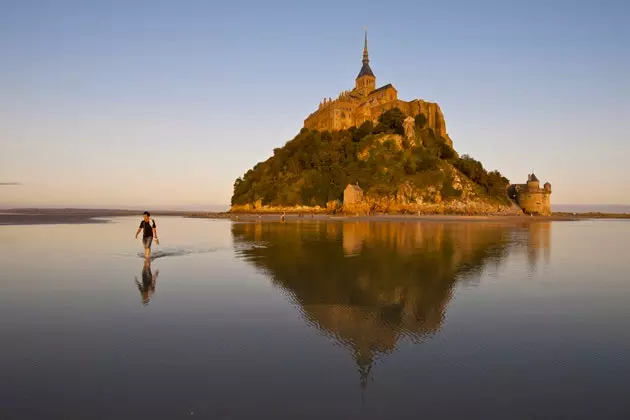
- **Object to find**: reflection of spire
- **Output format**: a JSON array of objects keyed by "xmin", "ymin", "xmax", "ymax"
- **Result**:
[
  {"xmin": 356, "ymin": 349, "xmax": 373, "ymax": 390},
  {"xmin": 231, "ymin": 220, "xmax": 514, "ymax": 390}
]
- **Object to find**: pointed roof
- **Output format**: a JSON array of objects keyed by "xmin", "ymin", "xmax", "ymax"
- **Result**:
[
  {"xmin": 356, "ymin": 29, "xmax": 375, "ymax": 79},
  {"xmin": 357, "ymin": 62, "xmax": 375, "ymax": 78},
  {"xmin": 528, "ymin": 173, "xmax": 539, "ymax": 182},
  {"xmin": 370, "ymin": 83, "xmax": 395, "ymax": 94}
]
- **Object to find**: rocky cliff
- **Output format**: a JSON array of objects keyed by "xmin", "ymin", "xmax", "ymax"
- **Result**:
[
  {"xmin": 408, "ymin": 99, "xmax": 452, "ymax": 147},
  {"xmin": 231, "ymin": 107, "xmax": 514, "ymax": 215}
]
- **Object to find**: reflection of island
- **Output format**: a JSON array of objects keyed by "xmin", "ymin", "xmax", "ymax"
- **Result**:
[
  {"xmin": 135, "ymin": 259, "xmax": 159, "ymax": 306},
  {"xmin": 527, "ymin": 222, "xmax": 551, "ymax": 268},
  {"xmin": 232, "ymin": 221, "xmax": 549, "ymax": 387}
]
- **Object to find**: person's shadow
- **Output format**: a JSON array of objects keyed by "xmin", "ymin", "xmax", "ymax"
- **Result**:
[{"xmin": 135, "ymin": 258, "xmax": 159, "ymax": 306}]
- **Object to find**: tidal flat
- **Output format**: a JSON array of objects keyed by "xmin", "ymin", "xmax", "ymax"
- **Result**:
[{"xmin": 1, "ymin": 216, "xmax": 629, "ymax": 419}]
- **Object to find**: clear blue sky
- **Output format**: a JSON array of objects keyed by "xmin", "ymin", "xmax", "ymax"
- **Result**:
[{"xmin": 1, "ymin": 0, "xmax": 628, "ymax": 208}]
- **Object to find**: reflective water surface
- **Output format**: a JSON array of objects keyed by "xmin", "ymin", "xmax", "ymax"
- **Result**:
[{"xmin": 1, "ymin": 217, "xmax": 629, "ymax": 419}]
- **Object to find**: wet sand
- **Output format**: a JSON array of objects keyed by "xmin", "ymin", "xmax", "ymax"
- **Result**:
[
  {"xmin": 212, "ymin": 213, "xmax": 579, "ymax": 222},
  {"xmin": 3, "ymin": 208, "xmax": 628, "ymax": 226},
  {"xmin": 187, "ymin": 211, "xmax": 583, "ymax": 222},
  {"xmin": 0, "ymin": 213, "xmax": 110, "ymax": 225},
  {"xmin": 0, "ymin": 209, "xmax": 193, "ymax": 226}
]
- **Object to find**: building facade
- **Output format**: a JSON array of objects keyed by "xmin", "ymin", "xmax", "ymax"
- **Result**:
[
  {"xmin": 304, "ymin": 31, "xmax": 451, "ymax": 145},
  {"xmin": 509, "ymin": 173, "xmax": 552, "ymax": 215},
  {"xmin": 343, "ymin": 183, "xmax": 364, "ymax": 206}
]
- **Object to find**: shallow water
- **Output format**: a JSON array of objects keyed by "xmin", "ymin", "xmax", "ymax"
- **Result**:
[{"xmin": 1, "ymin": 216, "xmax": 629, "ymax": 419}]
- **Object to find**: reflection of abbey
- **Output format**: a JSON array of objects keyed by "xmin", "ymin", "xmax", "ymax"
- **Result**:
[
  {"xmin": 509, "ymin": 173, "xmax": 552, "ymax": 216},
  {"xmin": 232, "ymin": 221, "xmax": 551, "ymax": 389},
  {"xmin": 304, "ymin": 31, "xmax": 451, "ymax": 145}
]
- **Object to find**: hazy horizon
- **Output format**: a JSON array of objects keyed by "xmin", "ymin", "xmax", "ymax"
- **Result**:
[
  {"xmin": 2, "ymin": 0, "xmax": 628, "ymax": 207},
  {"xmin": 0, "ymin": 203, "xmax": 230, "ymax": 212}
]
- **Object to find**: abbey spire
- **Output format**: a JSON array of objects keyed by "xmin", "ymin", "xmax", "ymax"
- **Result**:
[
  {"xmin": 356, "ymin": 28, "xmax": 375, "ymax": 80},
  {"xmin": 363, "ymin": 28, "xmax": 369, "ymax": 64},
  {"xmin": 355, "ymin": 28, "xmax": 376, "ymax": 98}
]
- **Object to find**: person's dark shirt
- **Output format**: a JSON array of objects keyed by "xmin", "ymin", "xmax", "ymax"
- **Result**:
[{"xmin": 139, "ymin": 219, "xmax": 156, "ymax": 239}]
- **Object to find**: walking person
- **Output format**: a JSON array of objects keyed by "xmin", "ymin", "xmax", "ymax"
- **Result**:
[{"xmin": 135, "ymin": 211, "xmax": 159, "ymax": 259}]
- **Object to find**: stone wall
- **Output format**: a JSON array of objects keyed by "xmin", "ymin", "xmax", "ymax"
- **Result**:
[
  {"xmin": 343, "ymin": 186, "xmax": 364, "ymax": 206},
  {"xmin": 340, "ymin": 199, "xmax": 520, "ymax": 216},
  {"xmin": 543, "ymin": 193, "xmax": 551, "ymax": 215},
  {"xmin": 304, "ymin": 91, "xmax": 451, "ymax": 146},
  {"xmin": 230, "ymin": 198, "xmax": 520, "ymax": 216},
  {"xmin": 516, "ymin": 190, "xmax": 551, "ymax": 215},
  {"xmin": 230, "ymin": 203, "xmax": 330, "ymax": 214}
]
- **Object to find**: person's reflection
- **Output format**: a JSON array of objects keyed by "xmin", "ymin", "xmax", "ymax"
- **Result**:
[{"xmin": 135, "ymin": 258, "xmax": 159, "ymax": 306}]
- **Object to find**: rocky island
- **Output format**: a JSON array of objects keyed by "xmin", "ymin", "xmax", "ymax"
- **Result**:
[{"xmin": 231, "ymin": 32, "xmax": 548, "ymax": 216}]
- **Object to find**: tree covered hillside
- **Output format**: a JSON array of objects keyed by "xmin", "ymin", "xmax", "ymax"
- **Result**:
[{"xmin": 231, "ymin": 108, "xmax": 510, "ymax": 209}]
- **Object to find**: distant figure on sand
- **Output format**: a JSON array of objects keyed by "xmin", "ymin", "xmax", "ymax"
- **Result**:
[
  {"xmin": 135, "ymin": 211, "xmax": 159, "ymax": 259},
  {"xmin": 135, "ymin": 258, "xmax": 158, "ymax": 306}
]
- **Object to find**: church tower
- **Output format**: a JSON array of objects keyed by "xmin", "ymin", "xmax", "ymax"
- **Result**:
[{"xmin": 355, "ymin": 29, "xmax": 376, "ymax": 97}]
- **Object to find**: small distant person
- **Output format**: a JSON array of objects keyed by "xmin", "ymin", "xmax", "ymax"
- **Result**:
[{"xmin": 135, "ymin": 211, "xmax": 159, "ymax": 259}]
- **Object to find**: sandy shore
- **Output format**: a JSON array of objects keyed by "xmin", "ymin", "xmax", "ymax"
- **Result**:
[
  {"xmin": 192, "ymin": 211, "xmax": 630, "ymax": 222},
  {"xmin": 0, "ymin": 212, "xmax": 563, "ymax": 226},
  {"xmin": 3, "ymin": 208, "xmax": 629, "ymax": 226},
  {"xmin": 204, "ymin": 213, "xmax": 580, "ymax": 222}
]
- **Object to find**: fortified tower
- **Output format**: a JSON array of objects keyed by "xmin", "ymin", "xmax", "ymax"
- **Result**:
[{"xmin": 509, "ymin": 173, "xmax": 552, "ymax": 216}]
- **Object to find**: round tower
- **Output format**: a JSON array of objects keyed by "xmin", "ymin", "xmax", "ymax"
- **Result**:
[
  {"xmin": 543, "ymin": 182, "xmax": 551, "ymax": 193},
  {"xmin": 527, "ymin": 173, "xmax": 540, "ymax": 192}
]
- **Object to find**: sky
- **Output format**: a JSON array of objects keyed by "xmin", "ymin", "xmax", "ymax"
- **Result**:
[{"xmin": 1, "ymin": 0, "xmax": 628, "ymax": 209}]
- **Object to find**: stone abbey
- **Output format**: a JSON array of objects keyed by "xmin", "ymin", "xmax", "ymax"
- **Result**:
[{"xmin": 304, "ymin": 31, "xmax": 452, "ymax": 146}]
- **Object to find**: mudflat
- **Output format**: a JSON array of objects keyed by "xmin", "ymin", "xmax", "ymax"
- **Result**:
[
  {"xmin": 2, "ymin": 216, "xmax": 630, "ymax": 419},
  {"xmin": 0, "ymin": 208, "xmax": 191, "ymax": 225},
  {"xmin": 0, "ymin": 213, "xmax": 109, "ymax": 225}
]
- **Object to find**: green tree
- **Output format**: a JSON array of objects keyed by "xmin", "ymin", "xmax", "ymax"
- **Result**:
[
  {"xmin": 230, "ymin": 108, "xmax": 510, "ymax": 207},
  {"xmin": 353, "ymin": 120, "xmax": 374, "ymax": 142},
  {"xmin": 374, "ymin": 108, "xmax": 406, "ymax": 135}
]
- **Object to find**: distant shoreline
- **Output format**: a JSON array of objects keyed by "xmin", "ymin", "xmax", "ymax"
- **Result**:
[
  {"xmin": 189, "ymin": 213, "xmax": 580, "ymax": 222},
  {"xmin": 0, "ymin": 208, "xmax": 196, "ymax": 226},
  {"xmin": 190, "ymin": 210, "xmax": 630, "ymax": 221},
  {"xmin": 0, "ymin": 213, "xmax": 110, "ymax": 226},
  {"xmin": 2, "ymin": 208, "xmax": 630, "ymax": 226}
]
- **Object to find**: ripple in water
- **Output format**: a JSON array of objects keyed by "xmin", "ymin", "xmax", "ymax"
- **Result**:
[{"xmin": 116, "ymin": 246, "xmax": 218, "ymax": 260}]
